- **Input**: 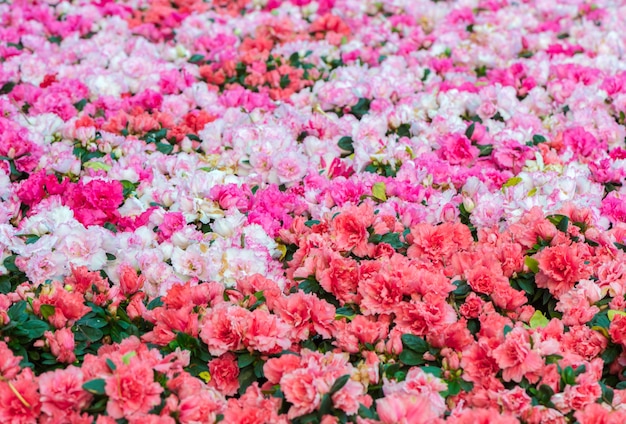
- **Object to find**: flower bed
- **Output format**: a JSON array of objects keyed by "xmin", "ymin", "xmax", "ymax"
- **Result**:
[{"xmin": 2, "ymin": 0, "xmax": 626, "ymax": 422}]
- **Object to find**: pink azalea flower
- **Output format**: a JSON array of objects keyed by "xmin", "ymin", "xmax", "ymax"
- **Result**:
[
  {"xmin": 104, "ymin": 360, "xmax": 163, "ymax": 419},
  {"xmin": 0, "ymin": 368, "xmax": 41, "ymax": 423},
  {"xmin": 492, "ymin": 327, "xmax": 544, "ymax": 383},
  {"xmin": 207, "ymin": 353, "xmax": 239, "ymax": 397},
  {"xmin": 39, "ymin": 366, "xmax": 92, "ymax": 418}
]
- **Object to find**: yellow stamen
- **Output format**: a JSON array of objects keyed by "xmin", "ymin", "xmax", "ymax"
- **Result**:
[{"xmin": 7, "ymin": 381, "xmax": 31, "ymax": 409}]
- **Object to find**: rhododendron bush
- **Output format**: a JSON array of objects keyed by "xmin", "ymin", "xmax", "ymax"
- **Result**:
[{"xmin": 4, "ymin": 0, "xmax": 626, "ymax": 422}]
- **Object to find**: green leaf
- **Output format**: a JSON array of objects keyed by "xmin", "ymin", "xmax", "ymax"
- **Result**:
[
  {"xmin": 395, "ymin": 123, "xmax": 411, "ymax": 138},
  {"xmin": 238, "ymin": 366, "xmax": 256, "ymax": 395},
  {"xmin": 503, "ymin": 176, "xmax": 523, "ymax": 188},
  {"xmin": 8, "ymin": 301, "xmax": 27, "ymax": 323},
  {"xmin": 189, "ymin": 54, "xmax": 205, "ymax": 64},
  {"xmin": 337, "ymin": 136, "xmax": 354, "ymax": 154},
  {"xmin": 532, "ymin": 134, "xmax": 547, "ymax": 145},
  {"xmin": 121, "ymin": 351, "xmax": 136, "ymax": 365},
  {"xmin": 372, "ymin": 182, "xmax": 387, "ymax": 201},
  {"xmin": 23, "ymin": 234, "xmax": 40, "ymax": 245},
  {"xmin": 83, "ymin": 161, "xmax": 111, "ymax": 172},
  {"xmin": 156, "ymin": 142, "xmax": 173, "ymax": 155},
  {"xmin": 529, "ymin": 310, "xmax": 549, "ymax": 329},
  {"xmin": 21, "ymin": 319, "xmax": 49, "ymax": 339},
  {"xmin": 40, "ymin": 304, "xmax": 55, "ymax": 320},
  {"xmin": 601, "ymin": 381, "xmax": 615, "ymax": 404},
  {"xmin": 73, "ymin": 146, "xmax": 105, "ymax": 163},
  {"xmin": 601, "ymin": 344, "xmax": 620, "ymax": 365},
  {"xmin": 319, "ymin": 392, "xmax": 332, "ymax": 416},
  {"xmin": 459, "ymin": 379, "xmax": 474, "ymax": 392},
  {"xmin": 364, "ymin": 163, "xmax": 378, "ymax": 174},
  {"xmin": 298, "ymin": 412, "xmax": 322, "ymax": 424},
  {"xmin": 515, "ymin": 276, "xmax": 535, "ymax": 295},
  {"xmin": 525, "ymin": 257, "xmax": 540, "ymax": 273},
  {"xmin": 48, "ymin": 35, "xmax": 62, "ymax": 44},
  {"xmin": 106, "ymin": 358, "xmax": 117, "ymax": 371},
  {"xmin": 335, "ymin": 305, "xmax": 356, "ymax": 321},
  {"xmin": 147, "ymin": 297, "xmax": 163, "ymax": 310},
  {"xmin": 151, "ymin": 128, "xmax": 168, "ymax": 141},
  {"xmin": 298, "ymin": 277, "xmax": 321, "ymax": 294},
  {"xmin": 379, "ymin": 232, "xmax": 406, "ymax": 249},
  {"xmin": 477, "ymin": 144, "xmax": 493, "ymax": 157},
  {"xmin": 467, "ymin": 319, "xmax": 480, "ymax": 335},
  {"xmin": 492, "ymin": 111, "xmax": 505, "ymax": 121},
  {"xmin": 608, "ymin": 310, "xmax": 626, "ymax": 321},
  {"xmin": 83, "ymin": 378, "xmax": 106, "ymax": 395},
  {"xmin": 0, "ymin": 276, "xmax": 10, "ymax": 294},
  {"xmin": 120, "ymin": 180, "xmax": 138, "ymax": 198},
  {"xmin": 350, "ymin": 98, "xmax": 371, "ymax": 119},
  {"xmin": 103, "ymin": 223, "xmax": 117, "ymax": 233},
  {"xmin": 399, "ymin": 349, "xmax": 425, "ymax": 366},
  {"xmin": 254, "ymin": 359, "xmax": 264, "ymax": 378},
  {"xmin": 176, "ymin": 331, "xmax": 200, "ymax": 351},
  {"xmin": 546, "ymin": 214, "xmax": 566, "ymax": 227},
  {"xmin": 76, "ymin": 325, "xmax": 103, "ymax": 342},
  {"xmin": 76, "ymin": 316, "xmax": 108, "ymax": 329},
  {"xmin": 279, "ymin": 74, "xmax": 290, "ymax": 89},
  {"xmin": 561, "ymin": 366, "xmax": 576, "ymax": 386},
  {"xmin": 394, "ymin": 371, "xmax": 409, "ymax": 385},
  {"xmin": 0, "ymin": 81, "xmax": 16, "ymax": 95},
  {"xmin": 358, "ymin": 404, "xmax": 379, "ymax": 419},
  {"xmin": 288, "ymin": 52, "xmax": 300, "ymax": 66},
  {"xmin": 329, "ymin": 374, "xmax": 350, "ymax": 395},
  {"xmin": 614, "ymin": 242, "xmax": 626, "ymax": 253},
  {"xmin": 465, "ymin": 123, "xmax": 475, "ymax": 139},
  {"xmin": 545, "ymin": 354, "xmax": 563, "ymax": 364},
  {"xmin": 304, "ymin": 220, "xmax": 320, "ymax": 227},
  {"xmin": 187, "ymin": 134, "xmax": 201, "ymax": 142},
  {"xmin": 533, "ymin": 384, "xmax": 555, "ymax": 407},
  {"xmin": 3, "ymin": 255, "xmax": 19, "ymax": 272},
  {"xmin": 421, "ymin": 366, "xmax": 442, "ymax": 378},
  {"xmin": 401, "ymin": 334, "xmax": 429, "ymax": 353},
  {"xmin": 574, "ymin": 365, "xmax": 586, "ymax": 376},
  {"xmin": 238, "ymin": 352, "xmax": 255, "ymax": 368},
  {"xmin": 446, "ymin": 380, "xmax": 461, "ymax": 396},
  {"xmin": 74, "ymin": 98, "xmax": 88, "ymax": 112},
  {"xmin": 556, "ymin": 216, "xmax": 569, "ymax": 233},
  {"xmin": 452, "ymin": 280, "xmax": 471, "ymax": 297}
]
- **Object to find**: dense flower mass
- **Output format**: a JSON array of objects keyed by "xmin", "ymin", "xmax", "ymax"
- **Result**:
[{"xmin": 2, "ymin": 0, "xmax": 626, "ymax": 422}]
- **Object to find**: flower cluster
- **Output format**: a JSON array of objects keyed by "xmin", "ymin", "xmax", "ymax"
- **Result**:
[{"xmin": 2, "ymin": 0, "xmax": 626, "ymax": 422}]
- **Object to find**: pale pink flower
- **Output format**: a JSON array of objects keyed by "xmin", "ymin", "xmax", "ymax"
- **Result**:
[
  {"xmin": 377, "ymin": 392, "xmax": 439, "ymax": 424},
  {"xmin": 383, "ymin": 367, "xmax": 447, "ymax": 416}
]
